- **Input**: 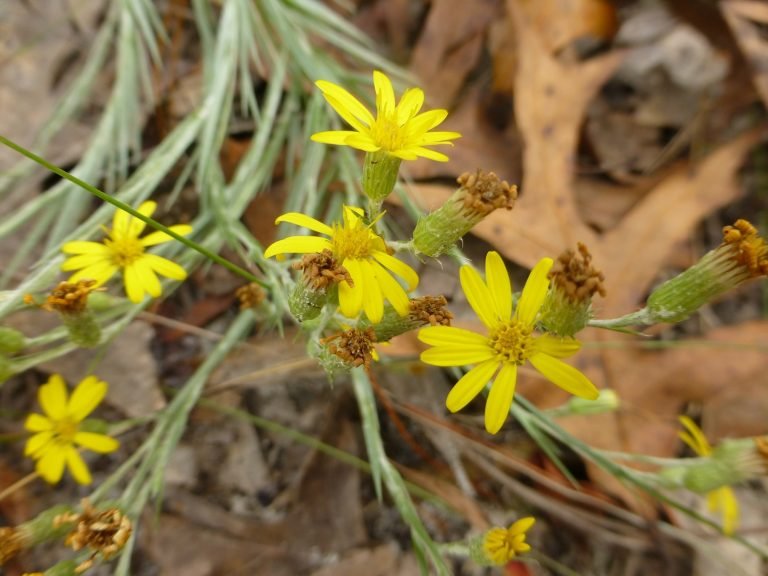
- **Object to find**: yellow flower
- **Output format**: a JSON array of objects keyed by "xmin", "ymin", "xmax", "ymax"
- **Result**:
[
  {"xmin": 678, "ymin": 416, "xmax": 740, "ymax": 535},
  {"xmin": 418, "ymin": 252, "xmax": 599, "ymax": 434},
  {"xmin": 265, "ymin": 206, "xmax": 418, "ymax": 324},
  {"xmin": 61, "ymin": 201, "xmax": 191, "ymax": 303},
  {"xmin": 482, "ymin": 517, "xmax": 535, "ymax": 565},
  {"xmin": 24, "ymin": 374, "xmax": 119, "ymax": 485},
  {"xmin": 311, "ymin": 70, "xmax": 461, "ymax": 162}
]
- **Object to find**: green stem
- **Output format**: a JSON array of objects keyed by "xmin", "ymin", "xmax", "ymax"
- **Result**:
[
  {"xmin": 588, "ymin": 308, "xmax": 653, "ymax": 329},
  {"xmin": 0, "ymin": 134, "xmax": 267, "ymax": 288}
]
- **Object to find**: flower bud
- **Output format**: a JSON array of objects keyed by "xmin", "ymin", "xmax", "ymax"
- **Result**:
[
  {"xmin": 40, "ymin": 280, "xmax": 102, "ymax": 348},
  {"xmin": 413, "ymin": 171, "xmax": 517, "ymax": 257},
  {"xmin": 0, "ymin": 326, "xmax": 26, "ymax": 354},
  {"xmin": 362, "ymin": 151, "xmax": 402, "ymax": 205}
]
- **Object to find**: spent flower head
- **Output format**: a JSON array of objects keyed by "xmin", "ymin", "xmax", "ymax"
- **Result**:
[
  {"xmin": 418, "ymin": 252, "xmax": 598, "ymax": 434},
  {"xmin": 61, "ymin": 201, "xmax": 191, "ymax": 303},
  {"xmin": 413, "ymin": 171, "xmax": 517, "ymax": 257},
  {"xmin": 312, "ymin": 70, "xmax": 461, "ymax": 162},
  {"xmin": 264, "ymin": 206, "xmax": 418, "ymax": 324},
  {"xmin": 25, "ymin": 374, "xmax": 119, "ymax": 485},
  {"xmin": 646, "ymin": 218, "xmax": 768, "ymax": 323},
  {"xmin": 539, "ymin": 242, "xmax": 605, "ymax": 336}
]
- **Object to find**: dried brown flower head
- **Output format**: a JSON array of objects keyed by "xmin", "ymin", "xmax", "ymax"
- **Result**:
[
  {"xmin": 321, "ymin": 327, "xmax": 377, "ymax": 369},
  {"xmin": 0, "ymin": 527, "xmax": 23, "ymax": 564},
  {"xmin": 235, "ymin": 283, "xmax": 266, "ymax": 310},
  {"xmin": 721, "ymin": 219, "xmax": 768, "ymax": 277},
  {"xmin": 409, "ymin": 296, "xmax": 453, "ymax": 327},
  {"xmin": 55, "ymin": 501, "xmax": 132, "ymax": 573},
  {"xmin": 549, "ymin": 242, "xmax": 606, "ymax": 303},
  {"xmin": 456, "ymin": 171, "xmax": 517, "ymax": 218},
  {"xmin": 292, "ymin": 249, "xmax": 352, "ymax": 291},
  {"xmin": 43, "ymin": 280, "xmax": 98, "ymax": 314}
]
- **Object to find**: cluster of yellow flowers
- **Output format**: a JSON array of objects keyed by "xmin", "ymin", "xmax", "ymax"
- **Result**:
[{"xmin": 8, "ymin": 69, "xmax": 766, "ymax": 574}]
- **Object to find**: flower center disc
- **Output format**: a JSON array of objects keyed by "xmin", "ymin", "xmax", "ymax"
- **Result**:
[
  {"xmin": 490, "ymin": 321, "xmax": 534, "ymax": 364},
  {"xmin": 105, "ymin": 235, "xmax": 145, "ymax": 267},
  {"xmin": 370, "ymin": 115, "xmax": 404, "ymax": 151},
  {"xmin": 53, "ymin": 417, "xmax": 78, "ymax": 443},
  {"xmin": 332, "ymin": 224, "xmax": 374, "ymax": 260}
]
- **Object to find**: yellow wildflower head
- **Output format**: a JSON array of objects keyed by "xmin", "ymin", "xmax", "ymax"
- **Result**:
[
  {"xmin": 311, "ymin": 70, "xmax": 461, "ymax": 162},
  {"xmin": 25, "ymin": 374, "xmax": 119, "ymax": 485},
  {"xmin": 418, "ymin": 252, "xmax": 599, "ymax": 434},
  {"xmin": 479, "ymin": 517, "xmax": 535, "ymax": 565},
  {"xmin": 264, "ymin": 206, "xmax": 419, "ymax": 324},
  {"xmin": 61, "ymin": 201, "xmax": 191, "ymax": 303}
]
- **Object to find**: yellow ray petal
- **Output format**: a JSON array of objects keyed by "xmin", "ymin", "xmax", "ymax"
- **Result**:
[
  {"xmin": 407, "ymin": 107, "xmax": 449, "ymax": 131},
  {"xmin": 678, "ymin": 415, "xmax": 711, "ymax": 456},
  {"xmin": 68, "ymin": 376, "xmax": 107, "ymax": 422},
  {"xmin": 515, "ymin": 257, "xmax": 553, "ymax": 326},
  {"xmin": 338, "ymin": 259, "xmax": 364, "ymax": 318},
  {"xmin": 36, "ymin": 447, "xmax": 66, "ymax": 484},
  {"xmin": 534, "ymin": 334, "xmax": 581, "ymax": 358},
  {"xmin": 143, "ymin": 253, "xmax": 187, "ymax": 281},
  {"xmin": 61, "ymin": 253, "xmax": 110, "ymax": 272},
  {"xmin": 342, "ymin": 133, "xmax": 383, "ymax": 152},
  {"xmin": 372, "ymin": 251, "xmax": 418, "ymax": 291},
  {"xmin": 421, "ymin": 345, "xmax": 496, "ymax": 367},
  {"xmin": 264, "ymin": 236, "xmax": 332, "ymax": 259},
  {"xmin": 460, "ymin": 264, "xmax": 497, "ymax": 329},
  {"xmin": 74, "ymin": 432, "xmax": 119, "ymax": 453},
  {"xmin": 61, "ymin": 241, "xmax": 110, "ymax": 255},
  {"xmin": 528, "ymin": 353, "xmax": 599, "ymax": 399},
  {"xmin": 134, "ymin": 260, "xmax": 162, "ymax": 298},
  {"xmin": 65, "ymin": 446, "xmax": 92, "ymax": 485},
  {"xmin": 373, "ymin": 70, "xmax": 396, "ymax": 117},
  {"xmin": 275, "ymin": 212, "xmax": 333, "ymax": 236},
  {"xmin": 392, "ymin": 146, "xmax": 449, "ymax": 162},
  {"xmin": 372, "ymin": 262, "xmax": 410, "ymax": 316},
  {"xmin": 315, "ymin": 81, "xmax": 373, "ymax": 132},
  {"xmin": 24, "ymin": 413, "xmax": 53, "ymax": 432},
  {"xmin": 25, "ymin": 431, "xmax": 53, "ymax": 457},
  {"xmin": 360, "ymin": 259, "xmax": 384, "ymax": 323},
  {"xmin": 396, "ymin": 87, "xmax": 424, "ymax": 124},
  {"xmin": 485, "ymin": 251, "xmax": 512, "ymax": 321},
  {"xmin": 446, "ymin": 360, "xmax": 499, "ymax": 413},
  {"xmin": 123, "ymin": 263, "xmax": 147, "ymax": 303},
  {"xmin": 484, "ymin": 363, "xmax": 517, "ymax": 434},
  {"xmin": 140, "ymin": 224, "xmax": 193, "ymax": 247},
  {"xmin": 418, "ymin": 325, "xmax": 488, "ymax": 347},
  {"xmin": 68, "ymin": 261, "xmax": 118, "ymax": 286},
  {"xmin": 39, "ymin": 374, "xmax": 68, "ymax": 420}
]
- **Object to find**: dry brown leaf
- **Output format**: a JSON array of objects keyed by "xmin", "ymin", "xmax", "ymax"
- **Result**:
[
  {"xmin": 409, "ymin": 0, "xmax": 502, "ymax": 108},
  {"xmin": 520, "ymin": 0, "xmax": 618, "ymax": 54},
  {"xmin": 722, "ymin": 1, "xmax": 768, "ymax": 112}
]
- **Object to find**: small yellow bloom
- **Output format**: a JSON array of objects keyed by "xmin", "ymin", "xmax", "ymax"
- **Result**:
[
  {"xmin": 311, "ymin": 70, "xmax": 461, "ymax": 162},
  {"xmin": 482, "ymin": 517, "xmax": 535, "ymax": 565},
  {"xmin": 418, "ymin": 252, "xmax": 599, "ymax": 434},
  {"xmin": 678, "ymin": 416, "xmax": 740, "ymax": 535},
  {"xmin": 25, "ymin": 374, "xmax": 119, "ymax": 485},
  {"xmin": 61, "ymin": 201, "xmax": 191, "ymax": 303},
  {"xmin": 264, "ymin": 206, "xmax": 418, "ymax": 324}
]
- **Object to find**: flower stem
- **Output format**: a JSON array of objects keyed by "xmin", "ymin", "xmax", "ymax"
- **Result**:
[{"xmin": 0, "ymin": 134, "xmax": 267, "ymax": 288}]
